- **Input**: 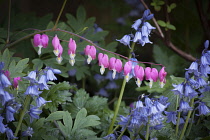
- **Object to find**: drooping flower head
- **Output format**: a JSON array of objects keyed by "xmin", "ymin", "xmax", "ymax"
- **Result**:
[
  {"xmin": 52, "ymin": 35, "xmax": 60, "ymax": 56},
  {"xmin": 22, "ymin": 127, "xmax": 34, "ymax": 137},
  {"xmin": 56, "ymin": 44, "xmax": 63, "ymax": 64},
  {"xmin": 159, "ymin": 67, "xmax": 167, "ymax": 88},
  {"xmin": 84, "ymin": 45, "xmax": 96, "ymax": 64},
  {"xmin": 28, "ymin": 105, "xmax": 42, "ymax": 123},
  {"xmin": 98, "ymin": 53, "xmax": 109, "ymax": 75},
  {"xmin": 33, "ymin": 34, "xmax": 49, "ymax": 55},
  {"xmin": 68, "ymin": 38, "xmax": 77, "ymax": 66},
  {"xmin": 109, "ymin": 57, "xmax": 123, "ymax": 79},
  {"xmin": 134, "ymin": 65, "xmax": 144, "ymax": 87},
  {"xmin": 116, "ymin": 35, "xmax": 131, "ymax": 49},
  {"xmin": 124, "ymin": 61, "xmax": 132, "ymax": 82},
  {"xmin": 13, "ymin": 77, "xmax": 21, "ymax": 89},
  {"xmin": 145, "ymin": 67, "xmax": 158, "ymax": 88}
]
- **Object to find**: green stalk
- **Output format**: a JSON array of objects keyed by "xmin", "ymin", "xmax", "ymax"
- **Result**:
[
  {"xmin": 179, "ymin": 98, "xmax": 194, "ymax": 140},
  {"xmin": 145, "ymin": 117, "xmax": 150, "ymax": 140},
  {"xmin": 6, "ymin": 0, "xmax": 11, "ymax": 44},
  {"xmin": 175, "ymin": 94, "xmax": 180, "ymax": 136},
  {"xmin": 107, "ymin": 42, "xmax": 135, "ymax": 134},
  {"xmin": 14, "ymin": 95, "xmax": 31, "ymax": 139},
  {"xmin": 175, "ymin": 111, "xmax": 181, "ymax": 136},
  {"xmin": 52, "ymin": 0, "xmax": 67, "ymax": 30},
  {"xmin": 186, "ymin": 110, "xmax": 195, "ymax": 136}
]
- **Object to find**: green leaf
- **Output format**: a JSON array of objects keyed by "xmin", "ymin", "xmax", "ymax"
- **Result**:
[
  {"xmin": 77, "ymin": 6, "xmax": 86, "ymax": 23},
  {"xmin": 72, "ymin": 108, "xmax": 100, "ymax": 133},
  {"xmin": 2, "ymin": 49, "xmax": 11, "ymax": 69},
  {"xmin": 45, "ymin": 111, "xmax": 66, "ymax": 121},
  {"xmin": 32, "ymin": 58, "xmax": 44, "ymax": 70},
  {"xmin": 63, "ymin": 111, "xmax": 72, "ymax": 134},
  {"xmin": 157, "ymin": 20, "xmax": 166, "ymax": 27},
  {"xmin": 75, "ymin": 66, "xmax": 91, "ymax": 81},
  {"xmin": 43, "ymin": 81, "xmax": 73, "ymax": 112},
  {"xmin": 166, "ymin": 23, "xmax": 176, "ymax": 30}
]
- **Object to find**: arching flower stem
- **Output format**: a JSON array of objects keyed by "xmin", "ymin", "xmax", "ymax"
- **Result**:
[{"xmin": 108, "ymin": 42, "xmax": 136, "ymax": 134}]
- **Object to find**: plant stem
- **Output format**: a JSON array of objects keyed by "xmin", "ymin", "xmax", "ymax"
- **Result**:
[
  {"xmin": 6, "ymin": 0, "xmax": 11, "ymax": 44},
  {"xmin": 175, "ymin": 111, "xmax": 181, "ymax": 136},
  {"xmin": 107, "ymin": 42, "xmax": 135, "ymax": 134},
  {"xmin": 14, "ymin": 95, "xmax": 31, "ymax": 139},
  {"xmin": 175, "ymin": 95, "xmax": 180, "ymax": 136},
  {"xmin": 179, "ymin": 98, "xmax": 195, "ymax": 140},
  {"xmin": 145, "ymin": 117, "xmax": 150, "ymax": 140},
  {"xmin": 186, "ymin": 110, "xmax": 195, "ymax": 136},
  {"xmin": 52, "ymin": 0, "xmax": 67, "ymax": 30}
]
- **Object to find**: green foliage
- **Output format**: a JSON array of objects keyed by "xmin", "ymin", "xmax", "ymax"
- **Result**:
[
  {"xmin": 153, "ymin": 44, "xmax": 189, "ymax": 75},
  {"xmin": 157, "ymin": 20, "xmax": 176, "ymax": 30},
  {"xmin": 167, "ymin": 3, "xmax": 177, "ymax": 13},
  {"xmin": 45, "ymin": 109, "xmax": 102, "ymax": 139},
  {"xmin": 151, "ymin": 0, "xmax": 165, "ymax": 11},
  {"xmin": 42, "ymin": 81, "xmax": 74, "ymax": 112}
]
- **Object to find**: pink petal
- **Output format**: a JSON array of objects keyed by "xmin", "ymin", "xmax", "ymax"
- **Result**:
[
  {"xmin": 33, "ymin": 34, "xmax": 41, "ymax": 47},
  {"xmin": 52, "ymin": 35, "xmax": 60, "ymax": 50},
  {"xmin": 41, "ymin": 34, "xmax": 49, "ymax": 48},
  {"xmin": 124, "ymin": 61, "xmax": 132, "ymax": 75}
]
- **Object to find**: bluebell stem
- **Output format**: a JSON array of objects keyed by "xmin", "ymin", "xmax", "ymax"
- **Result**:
[{"xmin": 22, "ymin": 127, "xmax": 34, "ymax": 137}]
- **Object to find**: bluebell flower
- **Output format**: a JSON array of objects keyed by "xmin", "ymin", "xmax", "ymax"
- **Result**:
[
  {"xmin": 94, "ymin": 74, "xmax": 105, "ymax": 84},
  {"xmin": 154, "ymin": 101, "xmax": 166, "ymax": 112},
  {"xmin": 6, "ymin": 106, "xmax": 16, "ymax": 122},
  {"xmin": 148, "ymin": 105, "xmax": 159, "ymax": 115},
  {"xmin": 46, "ymin": 69, "xmax": 57, "ymax": 81},
  {"xmin": 178, "ymin": 100, "xmax": 192, "ymax": 112},
  {"xmin": 0, "ymin": 73, "xmax": 11, "ymax": 87},
  {"xmin": 0, "ymin": 62, "xmax": 4, "ymax": 70},
  {"xmin": 133, "ymin": 32, "xmax": 142, "ymax": 43},
  {"xmin": 158, "ymin": 96, "xmax": 170, "ymax": 106},
  {"xmin": 121, "ymin": 135, "xmax": 130, "ymax": 140},
  {"xmin": 0, "ymin": 116, "xmax": 6, "ymax": 133},
  {"xmin": 22, "ymin": 127, "xmax": 34, "ymax": 137},
  {"xmin": 5, "ymin": 128, "xmax": 17, "ymax": 140},
  {"xmin": 105, "ymin": 81, "xmax": 118, "ymax": 89},
  {"xmin": 172, "ymin": 83, "xmax": 184, "ymax": 96},
  {"xmin": 188, "ymin": 78, "xmax": 199, "ymax": 89},
  {"xmin": 150, "ymin": 113, "xmax": 165, "ymax": 127},
  {"xmin": 186, "ymin": 61, "xmax": 199, "ymax": 75},
  {"xmin": 28, "ymin": 105, "xmax": 42, "ymax": 123},
  {"xmin": 38, "ymin": 74, "xmax": 49, "ymax": 90},
  {"xmin": 116, "ymin": 35, "xmax": 131, "ymax": 48},
  {"xmin": 36, "ymin": 96, "xmax": 51, "ymax": 107},
  {"xmin": 204, "ymin": 40, "xmax": 209, "ymax": 49},
  {"xmin": 197, "ymin": 77, "xmax": 207, "ymax": 87},
  {"xmin": 96, "ymin": 88, "xmax": 109, "ymax": 97},
  {"xmin": 164, "ymin": 111, "xmax": 177, "ymax": 125},
  {"xmin": 145, "ymin": 97, "xmax": 153, "ymax": 107},
  {"xmin": 24, "ymin": 70, "xmax": 37, "ymax": 82},
  {"xmin": 24, "ymin": 85, "xmax": 42, "ymax": 96},
  {"xmin": 128, "ymin": 117, "xmax": 140, "ymax": 131},
  {"xmin": 2, "ymin": 91, "xmax": 13, "ymax": 105},
  {"xmin": 103, "ymin": 133, "xmax": 116, "ymax": 140},
  {"xmin": 199, "ymin": 64, "xmax": 210, "ymax": 77},
  {"xmin": 201, "ymin": 55, "xmax": 209, "ymax": 65},
  {"xmin": 142, "ymin": 9, "xmax": 154, "ymax": 21},
  {"xmin": 51, "ymin": 68, "xmax": 61, "ymax": 74},
  {"xmin": 184, "ymin": 84, "xmax": 198, "ymax": 98},
  {"xmin": 68, "ymin": 69, "xmax": 77, "ymax": 77},
  {"xmin": 136, "ymin": 100, "xmax": 144, "ymax": 108},
  {"xmin": 118, "ymin": 115, "xmax": 130, "ymax": 131},
  {"xmin": 132, "ymin": 19, "xmax": 142, "ymax": 30},
  {"xmin": 196, "ymin": 102, "xmax": 210, "ymax": 116}
]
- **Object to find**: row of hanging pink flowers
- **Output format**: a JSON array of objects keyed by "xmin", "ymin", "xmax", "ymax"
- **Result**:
[{"xmin": 33, "ymin": 34, "xmax": 167, "ymax": 88}]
